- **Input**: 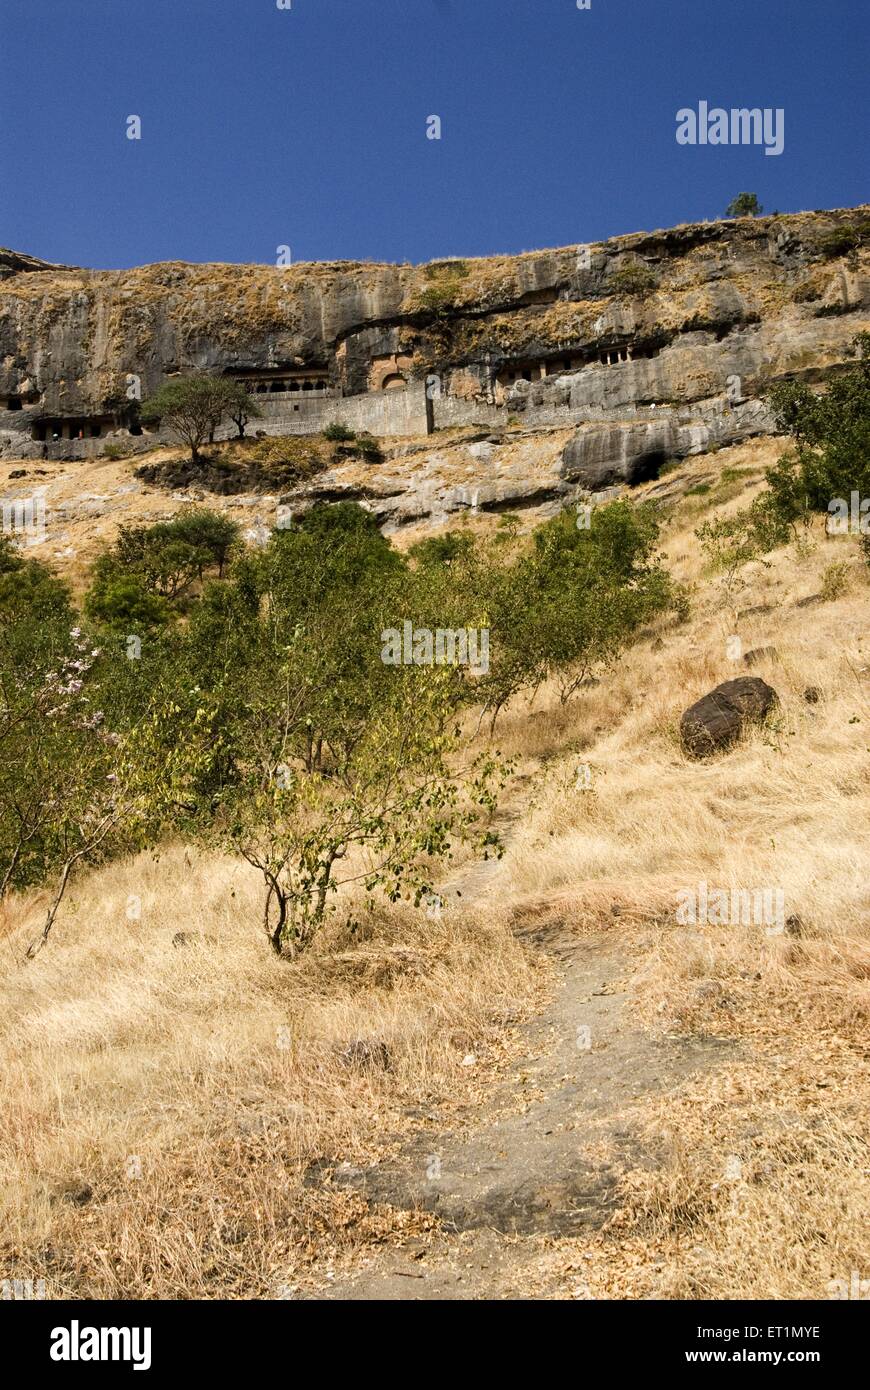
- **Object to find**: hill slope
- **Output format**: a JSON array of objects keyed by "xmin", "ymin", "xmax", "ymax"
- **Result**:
[{"xmin": 2, "ymin": 445, "xmax": 867, "ymax": 1300}]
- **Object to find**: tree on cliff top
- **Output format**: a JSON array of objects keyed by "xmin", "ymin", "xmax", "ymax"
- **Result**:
[
  {"xmin": 140, "ymin": 375, "xmax": 242, "ymax": 460},
  {"xmin": 726, "ymin": 193, "xmax": 763, "ymax": 218}
]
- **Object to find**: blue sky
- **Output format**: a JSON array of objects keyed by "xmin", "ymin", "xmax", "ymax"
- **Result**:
[{"xmin": 3, "ymin": 0, "xmax": 867, "ymax": 269}]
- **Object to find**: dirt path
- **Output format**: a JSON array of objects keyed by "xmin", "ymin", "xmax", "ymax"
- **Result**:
[{"xmin": 305, "ymin": 821, "xmax": 737, "ymax": 1300}]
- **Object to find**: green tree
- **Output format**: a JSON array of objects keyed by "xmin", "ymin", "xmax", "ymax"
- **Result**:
[
  {"xmin": 699, "ymin": 332, "xmax": 870, "ymax": 573},
  {"xmin": 172, "ymin": 505, "xmax": 503, "ymax": 956},
  {"xmin": 140, "ymin": 375, "xmax": 239, "ymax": 461},
  {"xmin": 765, "ymin": 332, "xmax": 870, "ymax": 512},
  {"xmin": 439, "ymin": 502, "xmax": 676, "ymax": 729},
  {"xmin": 215, "ymin": 664, "xmax": 502, "ymax": 957},
  {"xmin": 166, "ymin": 510, "xmax": 240, "ymax": 578},
  {"xmin": 0, "ymin": 564, "xmax": 146, "ymax": 954},
  {"xmin": 84, "ymin": 511, "xmax": 241, "ymax": 630},
  {"xmin": 84, "ymin": 565, "xmax": 173, "ymax": 632},
  {"xmin": 726, "ymin": 193, "xmax": 763, "ymax": 218}
]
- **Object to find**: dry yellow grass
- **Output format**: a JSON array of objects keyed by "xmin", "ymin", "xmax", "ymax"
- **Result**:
[
  {"xmin": 475, "ymin": 475, "xmax": 870, "ymax": 1300},
  {"xmin": 0, "ymin": 852, "xmax": 543, "ymax": 1298}
]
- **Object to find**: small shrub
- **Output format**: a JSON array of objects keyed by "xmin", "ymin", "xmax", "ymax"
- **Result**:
[
  {"xmin": 85, "ymin": 568, "xmax": 173, "ymax": 630},
  {"xmin": 418, "ymin": 261, "xmax": 470, "ymax": 316},
  {"xmin": 409, "ymin": 531, "xmax": 476, "ymax": 568},
  {"xmin": 419, "ymin": 283, "xmax": 461, "ymax": 315},
  {"xmin": 820, "ymin": 560, "xmax": 851, "ymax": 602},
  {"xmin": 424, "ymin": 260, "xmax": 469, "ymax": 281},
  {"xmin": 245, "ymin": 435, "xmax": 324, "ymax": 477},
  {"xmin": 608, "ymin": 259, "xmax": 658, "ymax": 299},
  {"xmin": 355, "ymin": 432, "xmax": 384, "ymax": 464},
  {"xmin": 322, "ymin": 423, "xmax": 356, "ymax": 443},
  {"xmin": 816, "ymin": 227, "xmax": 860, "ymax": 259}
]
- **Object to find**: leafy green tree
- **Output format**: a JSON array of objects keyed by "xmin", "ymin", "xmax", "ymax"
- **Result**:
[
  {"xmin": 727, "ymin": 193, "xmax": 763, "ymax": 217},
  {"xmin": 765, "ymin": 333, "xmax": 870, "ymax": 512},
  {"xmin": 699, "ymin": 333, "xmax": 870, "ymax": 573},
  {"xmin": 232, "ymin": 504, "xmax": 406, "ymax": 775},
  {"xmin": 84, "ymin": 565, "xmax": 173, "ymax": 632},
  {"xmin": 442, "ymin": 502, "xmax": 675, "ymax": 729},
  {"xmin": 0, "ymin": 567, "xmax": 147, "ymax": 953},
  {"xmin": 140, "ymin": 375, "xmax": 240, "ymax": 460},
  {"xmin": 169, "ymin": 505, "xmax": 504, "ymax": 956},
  {"xmin": 84, "ymin": 511, "xmax": 241, "ymax": 629},
  {"xmin": 164, "ymin": 510, "xmax": 240, "ymax": 578},
  {"xmin": 215, "ymin": 665, "xmax": 503, "ymax": 957}
]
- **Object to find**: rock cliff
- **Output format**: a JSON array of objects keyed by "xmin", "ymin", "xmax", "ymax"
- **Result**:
[{"xmin": 1, "ymin": 206, "xmax": 869, "ymax": 480}]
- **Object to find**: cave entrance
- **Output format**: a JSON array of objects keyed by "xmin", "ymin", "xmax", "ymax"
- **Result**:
[{"xmin": 630, "ymin": 450, "xmax": 667, "ymax": 484}]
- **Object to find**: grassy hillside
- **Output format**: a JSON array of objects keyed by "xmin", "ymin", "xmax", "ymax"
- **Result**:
[{"xmin": 1, "ymin": 437, "xmax": 867, "ymax": 1299}]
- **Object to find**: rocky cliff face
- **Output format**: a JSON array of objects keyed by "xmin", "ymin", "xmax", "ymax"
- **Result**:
[{"xmin": 1, "ymin": 206, "xmax": 869, "ymax": 476}]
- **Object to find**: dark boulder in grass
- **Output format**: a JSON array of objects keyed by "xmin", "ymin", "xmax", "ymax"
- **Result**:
[{"xmin": 681, "ymin": 677, "xmax": 778, "ymax": 757}]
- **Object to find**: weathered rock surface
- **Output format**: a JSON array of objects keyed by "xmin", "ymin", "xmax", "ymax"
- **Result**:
[
  {"xmin": 561, "ymin": 418, "xmax": 694, "ymax": 487},
  {"xmin": 680, "ymin": 677, "xmax": 779, "ymax": 757},
  {"xmin": 0, "ymin": 206, "xmax": 868, "ymax": 464}
]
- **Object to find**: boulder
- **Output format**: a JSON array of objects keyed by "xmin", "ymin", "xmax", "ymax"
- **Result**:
[
  {"xmin": 680, "ymin": 677, "xmax": 778, "ymax": 757},
  {"xmin": 560, "ymin": 420, "xmax": 678, "ymax": 489}
]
